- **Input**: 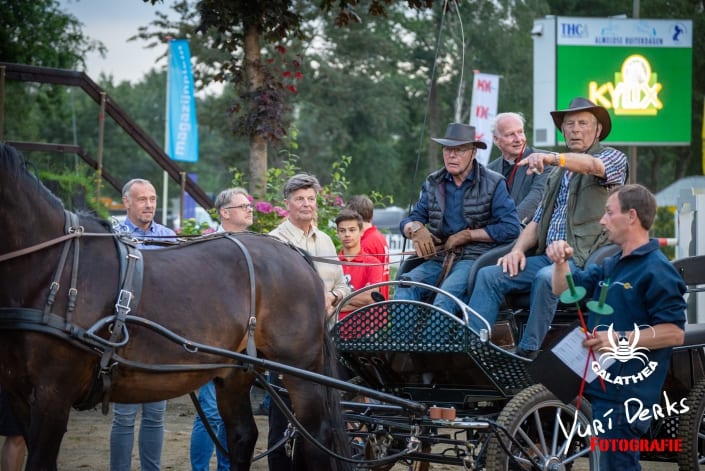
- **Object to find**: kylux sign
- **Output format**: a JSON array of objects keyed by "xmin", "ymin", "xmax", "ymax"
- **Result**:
[{"xmin": 533, "ymin": 17, "xmax": 692, "ymax": 146}]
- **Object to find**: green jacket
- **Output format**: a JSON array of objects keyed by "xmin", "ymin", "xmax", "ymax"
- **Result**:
[{"xmin": 536, "ymin": 143, "xmax": 618, "ymax": 267}]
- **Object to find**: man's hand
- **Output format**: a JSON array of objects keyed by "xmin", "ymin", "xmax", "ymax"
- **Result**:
[
  {"xmin": 496, "ymin": 250, "xmax": 526, "ymax": 277},
  {"xmin": 583, "ymin": 330, "xmax": 613, "ymax": 354},
  {"xmin": 517, "ymin": 152, "xmax": 552, "ymax": 175},
  {"xmin": 546, "ymin": 240, "xmax": 574, "ymax": 264},
  {"xmin": 445, "ymin": 228, "xmax": 472, "ymax": 252},
  {"xmin": 411, "ymin": 225, "xmax": 440, "ymax": 259}
]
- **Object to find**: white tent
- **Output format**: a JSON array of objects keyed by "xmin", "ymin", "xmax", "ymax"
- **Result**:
[{"xmin": 655, "ymin": 176, "xmax": 705, "ymax": 207}]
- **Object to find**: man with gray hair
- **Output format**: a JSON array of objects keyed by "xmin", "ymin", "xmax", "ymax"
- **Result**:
[
  {"xmin": 111, "ymin": 178, "xmax": 175, "ymax": 471},
  {"xmin": 214, "ymin": 187, "xmax": 253, "ymax": 232},
  {"xmin": 270, "ymin": 173, "xmax": 349, "ymax": 314},
  {"xmin": 267, "ymin": 173, "xmax": 350, "ymax": 471},
  {"xmin": 487, "ymin": 112, "xmax": 549, "ymax": 224},
  {"xmin": 189, "ymin": 187, "xmax": 254, "ymax": 471}
]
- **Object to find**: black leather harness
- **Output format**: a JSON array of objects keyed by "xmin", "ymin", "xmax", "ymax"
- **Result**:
[{"xmin": 0, "ymin": 213, "xmax": 267, "ymax": 413}]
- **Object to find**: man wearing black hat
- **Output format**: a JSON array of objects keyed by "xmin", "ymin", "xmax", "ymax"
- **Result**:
[
  {"xmin": 467, "ymin": 97, "xmax": 628, "ymax": 358},
  {"xmin": 395, "ymin": 123, "xmax": 521, "ymax": 314}
]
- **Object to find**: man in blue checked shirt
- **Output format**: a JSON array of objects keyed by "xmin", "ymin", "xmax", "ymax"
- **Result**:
[
  {"xmin": 110, "ymin": 178, "xmax": 176, "ymax": 471},
  {"xmin": 467, "ymin": 97, "xmax": 628, "ymax": 359}
]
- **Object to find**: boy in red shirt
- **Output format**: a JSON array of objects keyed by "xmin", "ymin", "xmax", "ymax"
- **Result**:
[
  {"xmin": 335, "ymin": 209, "xmax": 385, "ymax": 321},
  {"xmin": 345, "ymin": 195, "xmax": 390, "ymax": 299}
]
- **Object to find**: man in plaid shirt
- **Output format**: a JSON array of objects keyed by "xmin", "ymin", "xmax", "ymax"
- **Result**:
[{"xmin": 468, "ymin": 97, "xmax": 628, "ymax": 358}]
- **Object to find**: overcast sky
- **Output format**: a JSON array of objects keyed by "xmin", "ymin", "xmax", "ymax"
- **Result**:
[{"xmin": 58, "ymin": 0, "xmax": 178, "ymax": 84}]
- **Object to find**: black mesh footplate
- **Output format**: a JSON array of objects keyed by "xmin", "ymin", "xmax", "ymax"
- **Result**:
[{"xmin": 333, "ymin": 301, "xmax": 534, "ymax": 396}]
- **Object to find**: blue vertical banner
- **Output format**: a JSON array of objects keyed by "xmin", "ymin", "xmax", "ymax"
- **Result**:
[{"xmin": 167, "ymin": 39, "xmax": 199, "ymax": 162}]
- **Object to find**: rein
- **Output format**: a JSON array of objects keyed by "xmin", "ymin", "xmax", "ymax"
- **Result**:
[
  {"xmin": 0, "ymin": 231, "xmax": 88, "ymax": 263},
  {"xmin": 306, "ymin": 249, "xmax": 451, "ymax": 267},
  {"xmin": 0, "ymin": 230, "xmax": 170, "ymax": 263}
]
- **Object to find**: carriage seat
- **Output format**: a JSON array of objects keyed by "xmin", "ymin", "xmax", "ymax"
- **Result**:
[
  {"xmin": 683, "ymin": 324, "xmax": 705, "ymax": 347},
  {"xmin": 673, "ymin": 255, "xmax": 705, "ymax": 292},
  {"xmin": 673, "ymin": 254, "xmax": 705, "ymax": 345}
]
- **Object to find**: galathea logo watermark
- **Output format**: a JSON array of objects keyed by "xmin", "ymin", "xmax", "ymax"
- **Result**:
[{"xmin": 591, "ymin": 323, "xmax": 658, "ymax": 385}]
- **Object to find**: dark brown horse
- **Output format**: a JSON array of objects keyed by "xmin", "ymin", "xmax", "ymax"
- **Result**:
[{"xmin": 0, "ymin": 143, "xmax": 351, "ymax": 471}]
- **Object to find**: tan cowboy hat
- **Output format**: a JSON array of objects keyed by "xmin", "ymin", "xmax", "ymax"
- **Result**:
[
  {"xmin": 550, "ymin": 97, "xmax": 612, "ymax": 140},
  {"xmin": 431, "ymin": 123, "xmax": 487, "ymax": 149}
]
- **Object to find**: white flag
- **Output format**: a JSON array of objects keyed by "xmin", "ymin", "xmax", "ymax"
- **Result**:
[{"xmin": 469, "ymin": 72, "xmax": 500, "ymax": 166}]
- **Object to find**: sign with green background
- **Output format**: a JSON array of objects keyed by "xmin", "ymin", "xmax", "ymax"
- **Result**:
[{"xmin": 554, "ymin": 17, "xmax": 692, "ymax": 145}]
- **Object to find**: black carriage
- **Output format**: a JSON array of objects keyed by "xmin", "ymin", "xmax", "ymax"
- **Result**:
[{"xmin": 330, "ymin": 252, "xmax": 705, "ymax": 470}]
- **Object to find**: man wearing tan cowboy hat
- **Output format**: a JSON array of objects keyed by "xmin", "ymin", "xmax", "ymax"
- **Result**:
[
  {"xmin": 395, "ymin": 123, "xmax": 521, "ymax": 315},
  {"xmin": 468, "ymin": 97, "xmax": 628, "ymax": 358}
]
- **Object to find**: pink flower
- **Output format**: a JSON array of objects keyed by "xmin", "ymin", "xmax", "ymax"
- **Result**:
[
  {"xmin": 334, "ymin": 196, "xmax": 344, "ymax": 207},
  {"xmin": 282, "ymin": 70, "xmax": 292, "ymax": 78},
  {"xmin": 202, "ymin": 227, "xmax": 216, "ymax": 235},
  {"xmin": 287, "ymin": 85, "xmax": 297, "ymax": 93},
  {"xmin": 274, "ymin": 206, "xmax": 288, "ymax": 217},
  {"xmin": 255, "ymin": 201, "xmax": 273, "ymax": 213},
  {"xmin": 294, "ymin": 71, "xmax": 303, "ymax": 80}
]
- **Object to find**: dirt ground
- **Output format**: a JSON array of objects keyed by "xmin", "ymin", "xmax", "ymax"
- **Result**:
[{"xmin": 2, "ymin": 392, "xmax": 679, "ymax": 470}]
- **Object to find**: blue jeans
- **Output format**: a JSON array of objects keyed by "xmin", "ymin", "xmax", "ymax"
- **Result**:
[
  {"xmin": 467, "ymin": 255, "xmax": 577, "ymax": 351},
  {"xmin": 589, "ymin": 396, "xmax": 651, "ymax": 471},
  {"xmin": 190, "ymin": 381, "xmax": 230, "ymax": 471},
  {"xmin": 110, "ymin": 401, "xmax": 166, "ymax": 471},
  {"xmin": 395, "ymin": 259, "xmax": 474, "ymax": 315}
]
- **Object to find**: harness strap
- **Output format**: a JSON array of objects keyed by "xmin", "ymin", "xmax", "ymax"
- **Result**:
[
  {"xmin": 42, "ymin": 213, "xmax": 79, "ymax": 324},
  {"xmin": 65, "ymin": 217, "xmax": 84, "ymax": 327},
  {"xmin": 224, "ymin": 235, "xmax": 258, "ymax": 366},
  {"xmin": 97, "ymin": 243, "xmax": 143, "ymax": 413}
]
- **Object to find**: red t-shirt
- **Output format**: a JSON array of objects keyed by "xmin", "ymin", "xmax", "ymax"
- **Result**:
[
  {"xmin": 337, "ymin": 249, "xmax": 385, "ymax": 321},
  {"xmin": 360, "ymin": 225, "xmax": 390, "ymax": 299}
]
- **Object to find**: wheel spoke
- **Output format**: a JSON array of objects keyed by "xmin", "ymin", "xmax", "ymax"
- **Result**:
[
  {"xmin": 551, "ymin": 407, "xmax": 566, "ymax": 456},
  {"xmin": 558, "ymin": 440, "xmax": 591, "ymax": 465},
  {"xmin": 516, "ymin": 421, "xmax": 546, "ymax": 462},
  {"xmin": 531, "ymin": 409, "xmax": 548, "ymax": 455}
]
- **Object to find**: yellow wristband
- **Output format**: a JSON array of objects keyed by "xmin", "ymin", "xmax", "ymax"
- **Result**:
[{"xmin": 558, "ymin": 154, "xmax": 566, "ymax": 167}]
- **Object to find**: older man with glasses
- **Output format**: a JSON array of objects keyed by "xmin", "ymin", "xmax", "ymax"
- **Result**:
[
  {"xmin": 215, "ymin": 187, "xmax": 254, "ymax": 233},
  {"xmin": 189, "ymin": 187, "xmax": 254, "ymax": 471},
  {"xmin": 395, "ymin": 123, "xmax": 521, "ymax": 315}
]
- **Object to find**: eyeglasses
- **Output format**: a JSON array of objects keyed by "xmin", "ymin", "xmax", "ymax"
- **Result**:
[
  {"xmin": 443, "ymin": 146, "xmax": 473, "ymax": 155},
  {"xmin": 224, "ymin": 204, "xmax": 253, "ymax": 211}
]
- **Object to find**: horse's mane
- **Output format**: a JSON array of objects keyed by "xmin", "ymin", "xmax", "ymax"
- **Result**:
[
  {"xmin": 0, "ymin": 143, "xmax": 66, "ymax": 212},
  {"xmin": 1, "ymin": 143, "xmax": 113, "ymax": 232}
]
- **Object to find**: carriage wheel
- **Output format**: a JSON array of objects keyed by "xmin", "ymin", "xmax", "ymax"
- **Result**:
[
  {"xmin": 677, "ymin": 377, "xmax": 705, "ymax": 470},
  {"xmin": 485, "ymin": 384, "xmax": 598, "ymax": 470}
]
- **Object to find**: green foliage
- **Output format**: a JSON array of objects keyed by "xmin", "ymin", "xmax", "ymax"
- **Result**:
[
  {"xmin": 177, "ymin": 218, "xmax": 214, "ymax": 236},
  {"xmin": 653, "ymin": 206, "xmax": 676, "ymax": 259},
  {"xmin": 39, "ymin": 170, "xmax": 109, "ymax": 218},
  {"xmin": 1, "ymin": 0, "xmax": 105, "ymax": 68}
]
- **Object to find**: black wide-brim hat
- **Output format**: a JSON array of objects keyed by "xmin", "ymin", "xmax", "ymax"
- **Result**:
[
  {"xmin": 431, "ymin": 123, "xmax": 487, "ymax": 149},
  {"xmin": 550, "ymin": 97, "xmax": 612, "ymax": 140}
]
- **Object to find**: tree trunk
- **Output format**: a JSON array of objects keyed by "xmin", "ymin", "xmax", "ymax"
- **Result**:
[{"xmin": 244, "ymin": 21, "xmax": 267, "ymax": 197}]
